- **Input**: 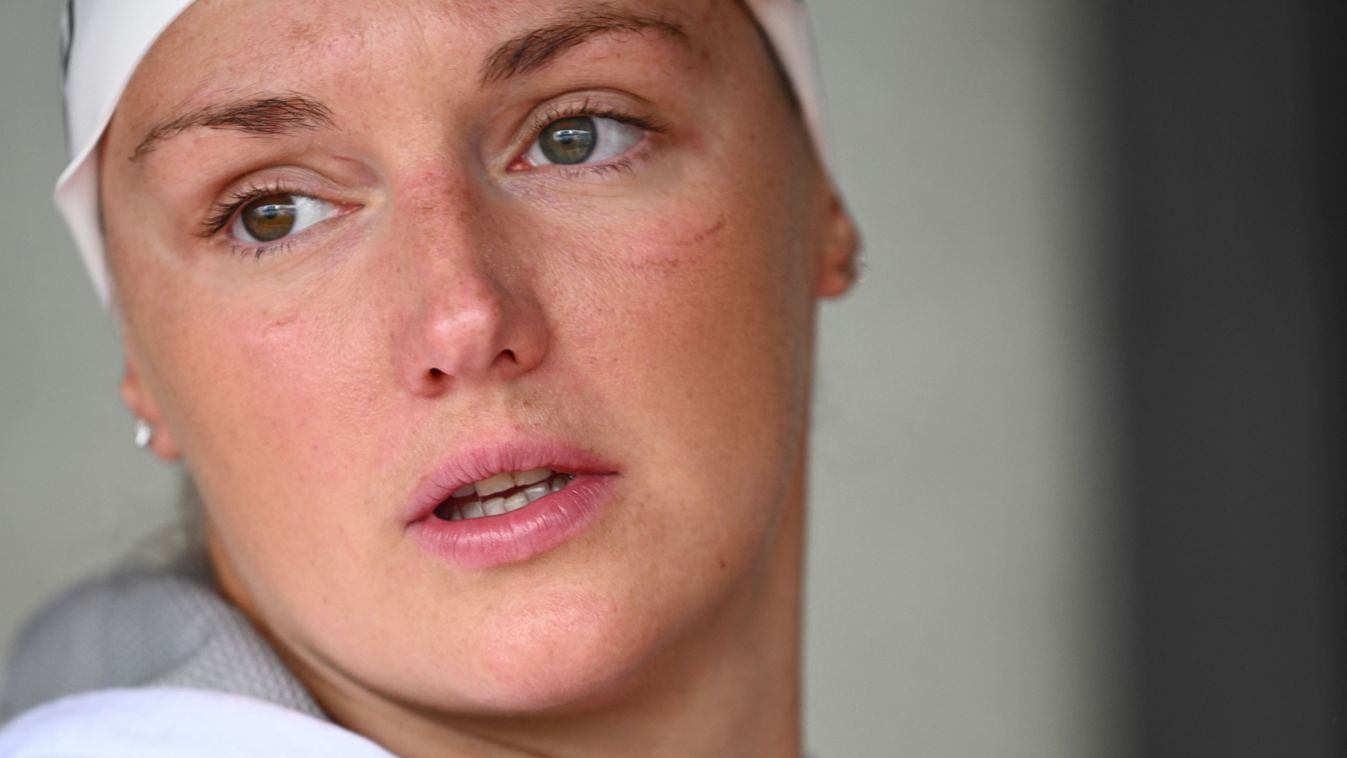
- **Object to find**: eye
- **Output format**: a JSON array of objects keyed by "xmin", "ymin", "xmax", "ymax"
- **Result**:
[
  {"xmin": 230, "ymin": 192, "xmax": 338, "ymax": 244},
  {"xmin": 524, "ymin": 116, "xmax": 644, "ymax": 167}
]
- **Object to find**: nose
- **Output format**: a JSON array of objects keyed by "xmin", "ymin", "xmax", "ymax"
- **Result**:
[{"xmin": 393, "ymin": 191, "xmax": 548, "ymax": 396}]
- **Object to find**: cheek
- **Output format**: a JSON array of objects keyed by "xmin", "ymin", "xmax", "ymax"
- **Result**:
[
  {"xmin": 142, "ymin": 293, "xmax": 392, "ymax": 564},
  {"xmin": 568, "ymin": 198, "xmax": 813, "ymax": 430},
  {"xmin": 559, "ymin": 201, "xmax": 797, "ymax": 347},
  {"xmin": 552, "ymin": 200, "xmax": 813, "ymax": 555},
  {"xmin": 196, "ymin": 310, "xmax": 362, "ymax": 456}
]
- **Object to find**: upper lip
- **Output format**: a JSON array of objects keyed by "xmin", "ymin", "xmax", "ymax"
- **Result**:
[{"xmin": 403, "ymin": 437, "xmax": 618, "ymax": 525}]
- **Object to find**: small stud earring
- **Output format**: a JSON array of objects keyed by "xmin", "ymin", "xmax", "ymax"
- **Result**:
[
  {"xmin": 134, "ymin": 419, "xmax": 155, "ymax": 450},
  {"xmin": 845, "ymin": 251, "xmax": 867, "ymax": 288}
]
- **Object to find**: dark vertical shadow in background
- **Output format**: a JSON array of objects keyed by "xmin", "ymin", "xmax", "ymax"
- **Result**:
[{"xmin": 1105, "ymin": 0, "xmax": 1344, "ymax": 756}]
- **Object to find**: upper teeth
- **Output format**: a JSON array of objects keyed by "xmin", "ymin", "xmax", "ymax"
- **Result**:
[
  {"xmin": 452, "ymin": 468, "xmax": 553, "ymax": 498},
  {"xmin": 436, "ymin": 469, "xmax": 575, "ymax": 522}
]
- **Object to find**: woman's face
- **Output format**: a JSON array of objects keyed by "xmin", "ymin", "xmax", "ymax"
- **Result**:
[{"xmin": 101, "ymin": 0, "xmax": 853, "ymax": 715}]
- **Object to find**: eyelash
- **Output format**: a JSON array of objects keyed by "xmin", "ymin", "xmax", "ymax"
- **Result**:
[
  {"xmin": 199, "ymin": 179, "xmax": 293, "ymax": 246},
  {"xmin": 198, "ymin": 101, "xmax": 667, "ymax": 256},
  {"xmin": 197, "ymin": 180, "xmax": 301, "ymax": 259}
]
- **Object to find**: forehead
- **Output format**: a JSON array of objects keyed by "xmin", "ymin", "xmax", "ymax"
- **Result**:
[{"xmin": 116, "ymin": 0, "xmax": 737, "ymax": 125}]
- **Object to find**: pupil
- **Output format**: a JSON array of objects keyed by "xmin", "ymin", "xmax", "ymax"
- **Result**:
[
  {"xmin": 540, "ymin": 117, "xmax": 596, "ymax": 165},
  {"xmin": 242, "ymin": 193, "xmax": 297, "ymax": 242}
]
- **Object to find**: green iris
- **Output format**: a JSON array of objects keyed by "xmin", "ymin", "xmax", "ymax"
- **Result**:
[
  {"xmin": 241, "ymin": 193, "xmax": 297, "ymax": 242},
  {"xmin": 539, "ymin": 117, "xmax": 597, "ymax": 165}
]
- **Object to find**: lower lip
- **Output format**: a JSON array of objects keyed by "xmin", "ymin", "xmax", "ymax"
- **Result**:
[{"xmin": 407, "ymin": 474, "xmax": 616, "ymax": 570}]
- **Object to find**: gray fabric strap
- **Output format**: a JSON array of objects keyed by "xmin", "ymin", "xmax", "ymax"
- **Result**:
[{"xmin": 0, "ymin": 557, "xmax": 323, "ymax": 722}]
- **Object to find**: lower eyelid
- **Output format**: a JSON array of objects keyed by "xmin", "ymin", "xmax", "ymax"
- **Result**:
[
  {"xmin": 231, "ymin": 243, "xmax": 288, "ymax": 260},
  {"xmin": 520, "ymin": 135, "xmax": 653, "ymax": 176},
  {"xmin": 556, "ymin": 157, "xmax": 638, "ymax": 179}
]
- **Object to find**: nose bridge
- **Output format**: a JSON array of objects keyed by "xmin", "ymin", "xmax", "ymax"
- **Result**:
[
  {"xmin": 395, "ymin": 169, "xmax": 487, "ymax": 311},
  {"xmin": 390, "ymin": 168, "xmax": 546, "ymax": 394},
  {"xmin": 402, "ymin": 164, "xmax": 483, "ymax": 268}
]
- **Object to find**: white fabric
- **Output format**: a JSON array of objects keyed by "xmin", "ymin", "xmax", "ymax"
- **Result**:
[
  {"xmin": 743, "ymin": 0, "xmax": 831, "ymax": 170},
  {"xmin": 56, "ymin": 0, "xmax": 829, "ymax": 306},
  {"xmin": 0, "ymin": 688, "xmax": 393, "ymax": 757},
  {"xmin": 56, "ymin": 0, "xmax": 197, "ymax": 308}
]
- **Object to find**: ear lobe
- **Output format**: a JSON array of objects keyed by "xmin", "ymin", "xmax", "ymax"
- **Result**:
[
  {"xmin": 817, "ymin": 191, "xmax": 860, "ymax": 299},
  {"xmin": 120, "ymin": 363, "xmax": 181, "ymax": 460}
]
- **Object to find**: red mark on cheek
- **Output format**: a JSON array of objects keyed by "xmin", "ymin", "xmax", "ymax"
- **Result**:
[
  {"xmin": 250, "ymin": 313, "xmax": 302, "ymax": 351},
  {"xmin": 233, "ymin": 311, "xmax": 305, "ymax": 364},
  {"xmin": 614, "ymin": 215, "xmax": 730, "ymax": 279},
  {"xmin": 263, "ymin": 313, "xmax": 300, "ymax": 335},
  {"xmin": 681, "ymin": 215, "xmax": 727, "ymax": 248}
]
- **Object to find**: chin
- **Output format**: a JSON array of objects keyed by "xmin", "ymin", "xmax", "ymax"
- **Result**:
[
  {"xmin": 386, "ymin": 584, "xmax": 668, "ymax": 715},
  {"xmin": 410, "ymin": 512, "xmax": 774, "ymax": 714}
]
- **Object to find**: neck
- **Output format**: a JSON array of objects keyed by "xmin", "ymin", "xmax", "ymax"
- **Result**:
[{"xmin": 280, "ymin": 475, "xmax": 808, "ymax": 758}]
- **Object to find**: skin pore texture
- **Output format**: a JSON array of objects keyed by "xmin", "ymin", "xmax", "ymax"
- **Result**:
[{"xmin": 100, "ymin": 0, "xmax": 857, "ymax": 755}]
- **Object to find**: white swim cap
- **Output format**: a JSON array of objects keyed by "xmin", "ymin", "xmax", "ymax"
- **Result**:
[{"xmin": 56, "ymin": 0, "xmax": 831, "ymax": 306}]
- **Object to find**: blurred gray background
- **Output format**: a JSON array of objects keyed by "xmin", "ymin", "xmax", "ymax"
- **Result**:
[{"xmin": 4, "ymin": 1, "xmax": 1342, "ymax": 757}]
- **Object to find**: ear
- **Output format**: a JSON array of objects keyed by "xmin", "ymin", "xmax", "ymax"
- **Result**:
[
  {"xmin": 120, "ymin": 362, "xmax": 182, "ymax": 460},
  {"xmin": 816, "ymin": 190, "xmax": 860, "ymax": 299}
]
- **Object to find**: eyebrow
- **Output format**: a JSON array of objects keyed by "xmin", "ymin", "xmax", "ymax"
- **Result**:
[
  {"xmin": 480, "ymin": 10, "xmax": 688, "ymax": 85},
  {"xmin": 132, "ymin": 93, "xmax": 335, "ymax": 160}
]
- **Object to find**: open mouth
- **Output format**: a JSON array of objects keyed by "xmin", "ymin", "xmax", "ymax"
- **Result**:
[
  {"xmin": 432, "ymin": 468, "xmax": 577, "ymax": 522},
  {"xmin": 408, "ymin": 446, "xmax": 617, "ymax": 568}
]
